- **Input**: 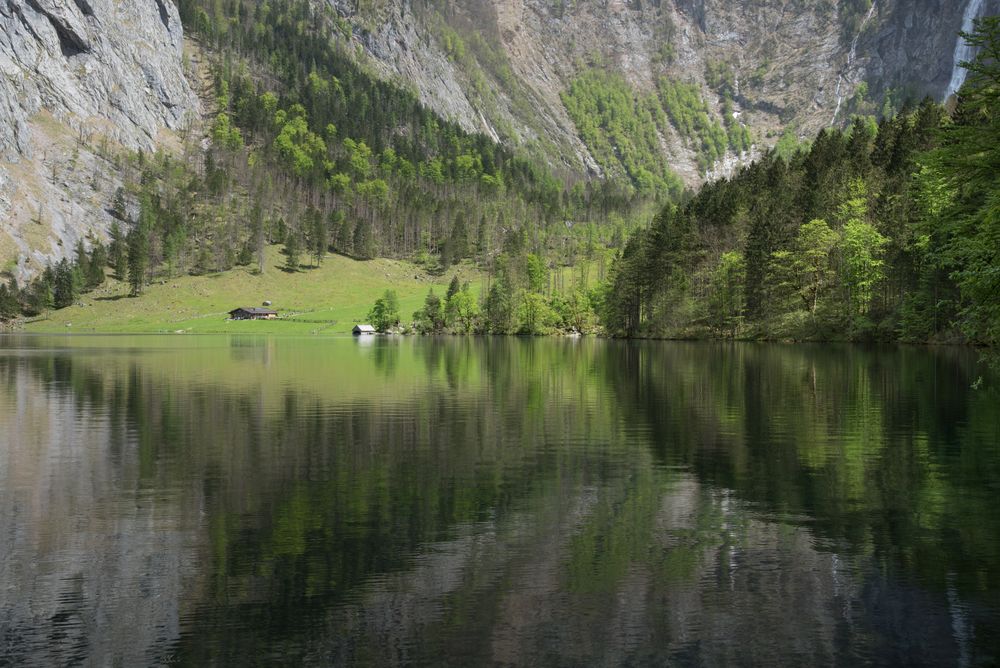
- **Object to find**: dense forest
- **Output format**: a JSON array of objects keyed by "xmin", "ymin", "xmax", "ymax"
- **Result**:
[
  {"xmin": 0, "ymin": 0, "xmax": 646, "ymax": 322},
  {"xmin": 1, "ymin": 4, "xmax": 997, "ymax": 347},
  {"xmin": 602, "ymin": 16, "xmax": 1000, "ymax": 346},
  {"xmin": 378, "ymin": 17, "xmax": 999, "ymax": 342}
]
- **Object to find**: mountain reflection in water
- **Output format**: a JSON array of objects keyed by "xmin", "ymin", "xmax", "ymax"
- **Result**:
[{"xmin": 1, "ymin": 336, "xmax": 997, "ymax": 666}]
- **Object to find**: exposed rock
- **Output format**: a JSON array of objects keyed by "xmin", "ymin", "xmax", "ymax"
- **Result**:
[
  {"xmin": 0, "ymin": 0, "xmax": 198, "ymax": 281},
  {"xmin": 0, "ymin": 0, "xmax": 996, "ymax": 278},
  {"xmin": 327, "ymin": 0, "xmax": 999, "ymax": 186}
]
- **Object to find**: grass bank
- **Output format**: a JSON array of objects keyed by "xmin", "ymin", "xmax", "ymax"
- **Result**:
[{"xmin": 23, "ymin": 248, "xmax": 480, "ymax": 334}]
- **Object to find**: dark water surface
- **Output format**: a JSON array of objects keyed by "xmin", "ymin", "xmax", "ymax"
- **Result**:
[{"xmin": 1, "ymin": 336, "xmax": 998, "ymax": 666}]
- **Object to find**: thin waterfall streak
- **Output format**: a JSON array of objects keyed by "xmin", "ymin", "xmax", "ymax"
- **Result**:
[
  {"xmin": 945, "ymin": 0, "xmax": 986, "ymax": 98},
  {"xmin": 831, "ymin": 1, "xmax": 878, "ymax": 125}
]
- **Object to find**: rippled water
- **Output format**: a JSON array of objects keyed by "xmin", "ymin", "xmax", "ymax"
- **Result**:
[{"xmin": 1, "ymin": 336, "xmax": 998, "ymax": 665}]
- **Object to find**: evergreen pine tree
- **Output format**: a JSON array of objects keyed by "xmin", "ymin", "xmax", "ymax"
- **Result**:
[
  {"xmin": 109, "ymin": 222, "xmax": 128, "ymax": 280},
  {"xmin": 53, "ymin": 259, "xmax": 77, "ymax": 308},
  {"xmin": 87, "ymin": 242, "xmax": 108, "ymax": 289},
  {"xmin": 0, "ymin": 281, "xmax": 20, "ymax": 320},
  {"xmin": 284, "ymin": 231, "xmax": 301, "ymax": 271},
  {"xmin": 127, "ymin": 224, "xmax": 150, "ymax": 296}
]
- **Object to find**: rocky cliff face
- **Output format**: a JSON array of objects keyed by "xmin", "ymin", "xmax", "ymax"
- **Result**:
[
  {"xmin": 335, "ymin": 0, "xmax": 997, "ymax": 184},
  {"xmin": 0, "ymin": 0, "xmax": 994, "ymax": 277},
  {"xmin": 0, "ymin": 0, "xmax": 198, "ymax": 281}
]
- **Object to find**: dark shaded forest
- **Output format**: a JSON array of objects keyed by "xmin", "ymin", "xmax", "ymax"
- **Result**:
[{"xmin": 602, "ymin": 17, "xmax": 1000, "ymax": 346}]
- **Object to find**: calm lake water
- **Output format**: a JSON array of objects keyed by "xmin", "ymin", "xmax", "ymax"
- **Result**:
[{"xmin": 1, "ymin": 335, "xmax": 998, "ymax": 666}]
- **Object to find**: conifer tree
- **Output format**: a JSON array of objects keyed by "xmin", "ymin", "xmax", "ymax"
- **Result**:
[
  {"xmin": 109, "ymin": 222, "xmax": 128, "ymax": 280},
  {"xmin": 127, "ymin": 224, "xmax": 150, "ymax": 296},
  {"xmin": 53, "ymin": 259, "xmax": 77, "ymax": 308},
  {"xmin": 284, "ymin": 231, "xmax": 301, "ymax": 272},
  {"xmin": 0, "ymin": 281, "xmax": 20, "ymax": 320},
  {"xmin": 87, "ymin": 242, "xmax": 108, "ymax": 289}
]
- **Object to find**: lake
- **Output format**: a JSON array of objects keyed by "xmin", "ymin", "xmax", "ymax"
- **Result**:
[{"xmin": 1, "ymin": 336, "xmax": 998, "ymax": 665}]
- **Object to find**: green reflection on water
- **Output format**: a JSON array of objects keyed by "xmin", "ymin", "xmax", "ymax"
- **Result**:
[{"xmin": 0, "ymin": 336, "xmax": 997, "ymax": 665}]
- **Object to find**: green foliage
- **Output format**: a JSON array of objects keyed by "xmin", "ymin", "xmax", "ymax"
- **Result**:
[
  {"xmin": 446, "ymin": 275, "xmax": 461, "ymax": 302},
  {"xmin": 83, "ymin": 241, "xmax": 107, "ymax": 289},
  {"xmin": 484, "ymin": 274, "xmax": 515, "ymax": 334},
  {"xmin": 658, "ymin": 79, "xmax": 728, "ymax": 171},
  {"xmin": 445, "ymin": 283, "xmax": 479, "ymax": 333},
  {"xmin": 164, "ymin": 0, "xmax": 650, "ymax": 293},
  {"xmin": 706, "ymin": 251, "xmax": 745, "ymax": 336},
  {"xmin": 368, "ymin": 289, "xmax": 400, "ymax": 332},
  {"xmin": 212, "ymin": 112, "xmax": 243, "ymax": 151},
  {"xmin": 0, "ymin": 281, "xmax": 20, "ymax": 320},
  {"xmin": 29, "ymin": 267, "xmax": 55, "ymax": 314},
  {"xmin": 273, "ymin": 107, "xmax": 327, "ymax": 177},
  {"xmin": 912, "ymin": 17, "xmax": 1000, "ymax": 343},
  {"xmin": 526, "ymin": 253, "xmax": 548, "ymax": 293},
  {"xmin": 307, "ymin": 207, "xmax": 327, "ymax": 266},
  {"xmin": 109, "ymin": 221, "xmax": 127, "ymax": 280},
  {"xmin": 655, "ymin": 79, "xmax": 752, "ymax": 172},
  {"xmin": 598, "ymin": 45, "xmax": 1000, "ymax": 346},
  {"xmin": 127, "ymin": 201, "xmax": 153, "ymax": 297},
  {"xmin": 283, "ymin": 231, "xmax": 301, "ymax": 272},
  {"xmin": 773, "ymin": 127, "xmax": 807, "ymax": 161},
  {"xmin": 791, "ymin": 218, "xmax": 840, "ymax": 317},
  {"xmin": 517, "ymin": 290, "xmax": 558, "ymax": 335},
  {"xmin": 704, "ymin": 60, "xmax": 735, "ymax": 95},
  {"xmin": 53, "ymin": 258, "xmax": 78, "ymax": 309},
  {"xmin": 840, "ymin": 218, "xmax": 888, "ymax": 320},
  {"xmin": 413, "ymin": 289, "xmax": 445, "ymax": 333},
  {"xmin": 561, "ymin": 69, "xmax": 683, "ymax": 198}
]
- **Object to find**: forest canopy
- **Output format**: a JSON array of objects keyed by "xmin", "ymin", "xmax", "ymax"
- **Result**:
[{"xmin": 601, "ymin": 16, "xmax": 1000, "ymax": 346}]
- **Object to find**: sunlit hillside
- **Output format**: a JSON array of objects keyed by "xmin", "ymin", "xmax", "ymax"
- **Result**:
[{"xmin": 24, "ymin": 247, "xmax": 480, "ymax": 334}]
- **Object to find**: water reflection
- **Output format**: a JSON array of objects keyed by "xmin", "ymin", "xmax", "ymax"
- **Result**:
[{"xmin": 0, "ymin": 337, "xmax": 997, "ymax": 665}]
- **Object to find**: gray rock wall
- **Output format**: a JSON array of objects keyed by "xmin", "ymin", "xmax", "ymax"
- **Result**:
[
  {"xmin": 0, "ymin": 0, "xmax": 991, "ymax": 277},
  {"xmin": 332, "ymin": 0, "xmax": 989, "ymax": 185},
  {"xmin": 0, "ymin": 0, "xmax": 198, "ymax": 280}
]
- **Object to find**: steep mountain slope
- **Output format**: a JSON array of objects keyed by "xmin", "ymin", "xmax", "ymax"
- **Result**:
[
  {"xmin": 0, "ymin": 0, "xmax": 198, "ymax": 280},
  {"xmin": 335, "ymin": 0, "xmax": 997, "ymax": 184},
  {"xmin": 0, "ymin": 0, "xmax": 995, "ymax": 280}
]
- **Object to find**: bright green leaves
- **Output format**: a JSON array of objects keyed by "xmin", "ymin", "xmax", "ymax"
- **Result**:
[
  {"xmin": 368, "ymin": 290, "xmax": 400, "ymax": 333},
  {"xmin": 841, "ymin": 218, "xmax": 888, "ymax": 317},
  {"xmin": 769, "ymin": 213, "xmax": 887, "ymax": 333},
  {"xmin": 355, "ymin": 178, "xmax": 389, "ymax": 206},
  {"xmin": 526, "ymin": 253, "xmax": 548, "ymax": 293},
  {"xmin": 445, "ymin": 282, "xmax": 479, "ymax": 333},
  {"xmin": 343, "ymin": 138, "xmax": 372, "ymax": 179},
  {"xmin": 707, "ymin": 251, "xmax": 746, "ymax": 336},
  {"xmin": 792, "ymin": 219, "xmax": 840, "ymax": 316},
  {"xmin": 274, "ymin": 106, "xmax": 327, "ymax": 177},
  {"xmin": 913, "ymin": 16, "xmax": 1000, "ymax": 343},
  {"xmin": 561, "ymin": 70, "xmax": 683, "ymax": 199},
  {"xmin": 561, "ymin": 69, "xmax": 753, "ymax": 186},
  {"xmin": 212, "ymin": 112, "xmax": 243, "ymax": 151},
  {"xmin": 658, "ymin": 78, "xmax": 732, "ymax": 171}
]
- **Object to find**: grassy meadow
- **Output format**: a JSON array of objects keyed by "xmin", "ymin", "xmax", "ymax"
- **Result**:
[{"xmin": 23, "ymin": 248, "xmax": 481, "ymax": 334}]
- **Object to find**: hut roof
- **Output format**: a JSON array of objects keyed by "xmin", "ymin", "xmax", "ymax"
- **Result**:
[{"xmin": 229, "ymin": 307, "xmax": 277, "ymax": 315}]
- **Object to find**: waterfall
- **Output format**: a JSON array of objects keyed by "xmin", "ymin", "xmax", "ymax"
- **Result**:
[
  {"xmin": 831, "ymin": 1, "xmax": 878, "ymax": 125},
  {"xmin": 945, "ymin": 0, "xmax": 986, "ymax": 98}
]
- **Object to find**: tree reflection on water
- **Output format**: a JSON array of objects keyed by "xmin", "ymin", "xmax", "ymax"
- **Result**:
[{"xmin": 0, "ymin": 337, "xmax": 996, "ymax": 665}]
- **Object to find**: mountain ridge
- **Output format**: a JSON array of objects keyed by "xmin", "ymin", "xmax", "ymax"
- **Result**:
[
  {"xmin": 0, "ymin": 0, "xmax": 995, "ymax": 278},
  {"xmin": 334, "ymin": 0, "xmax": 995, "ymax": 183}
]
